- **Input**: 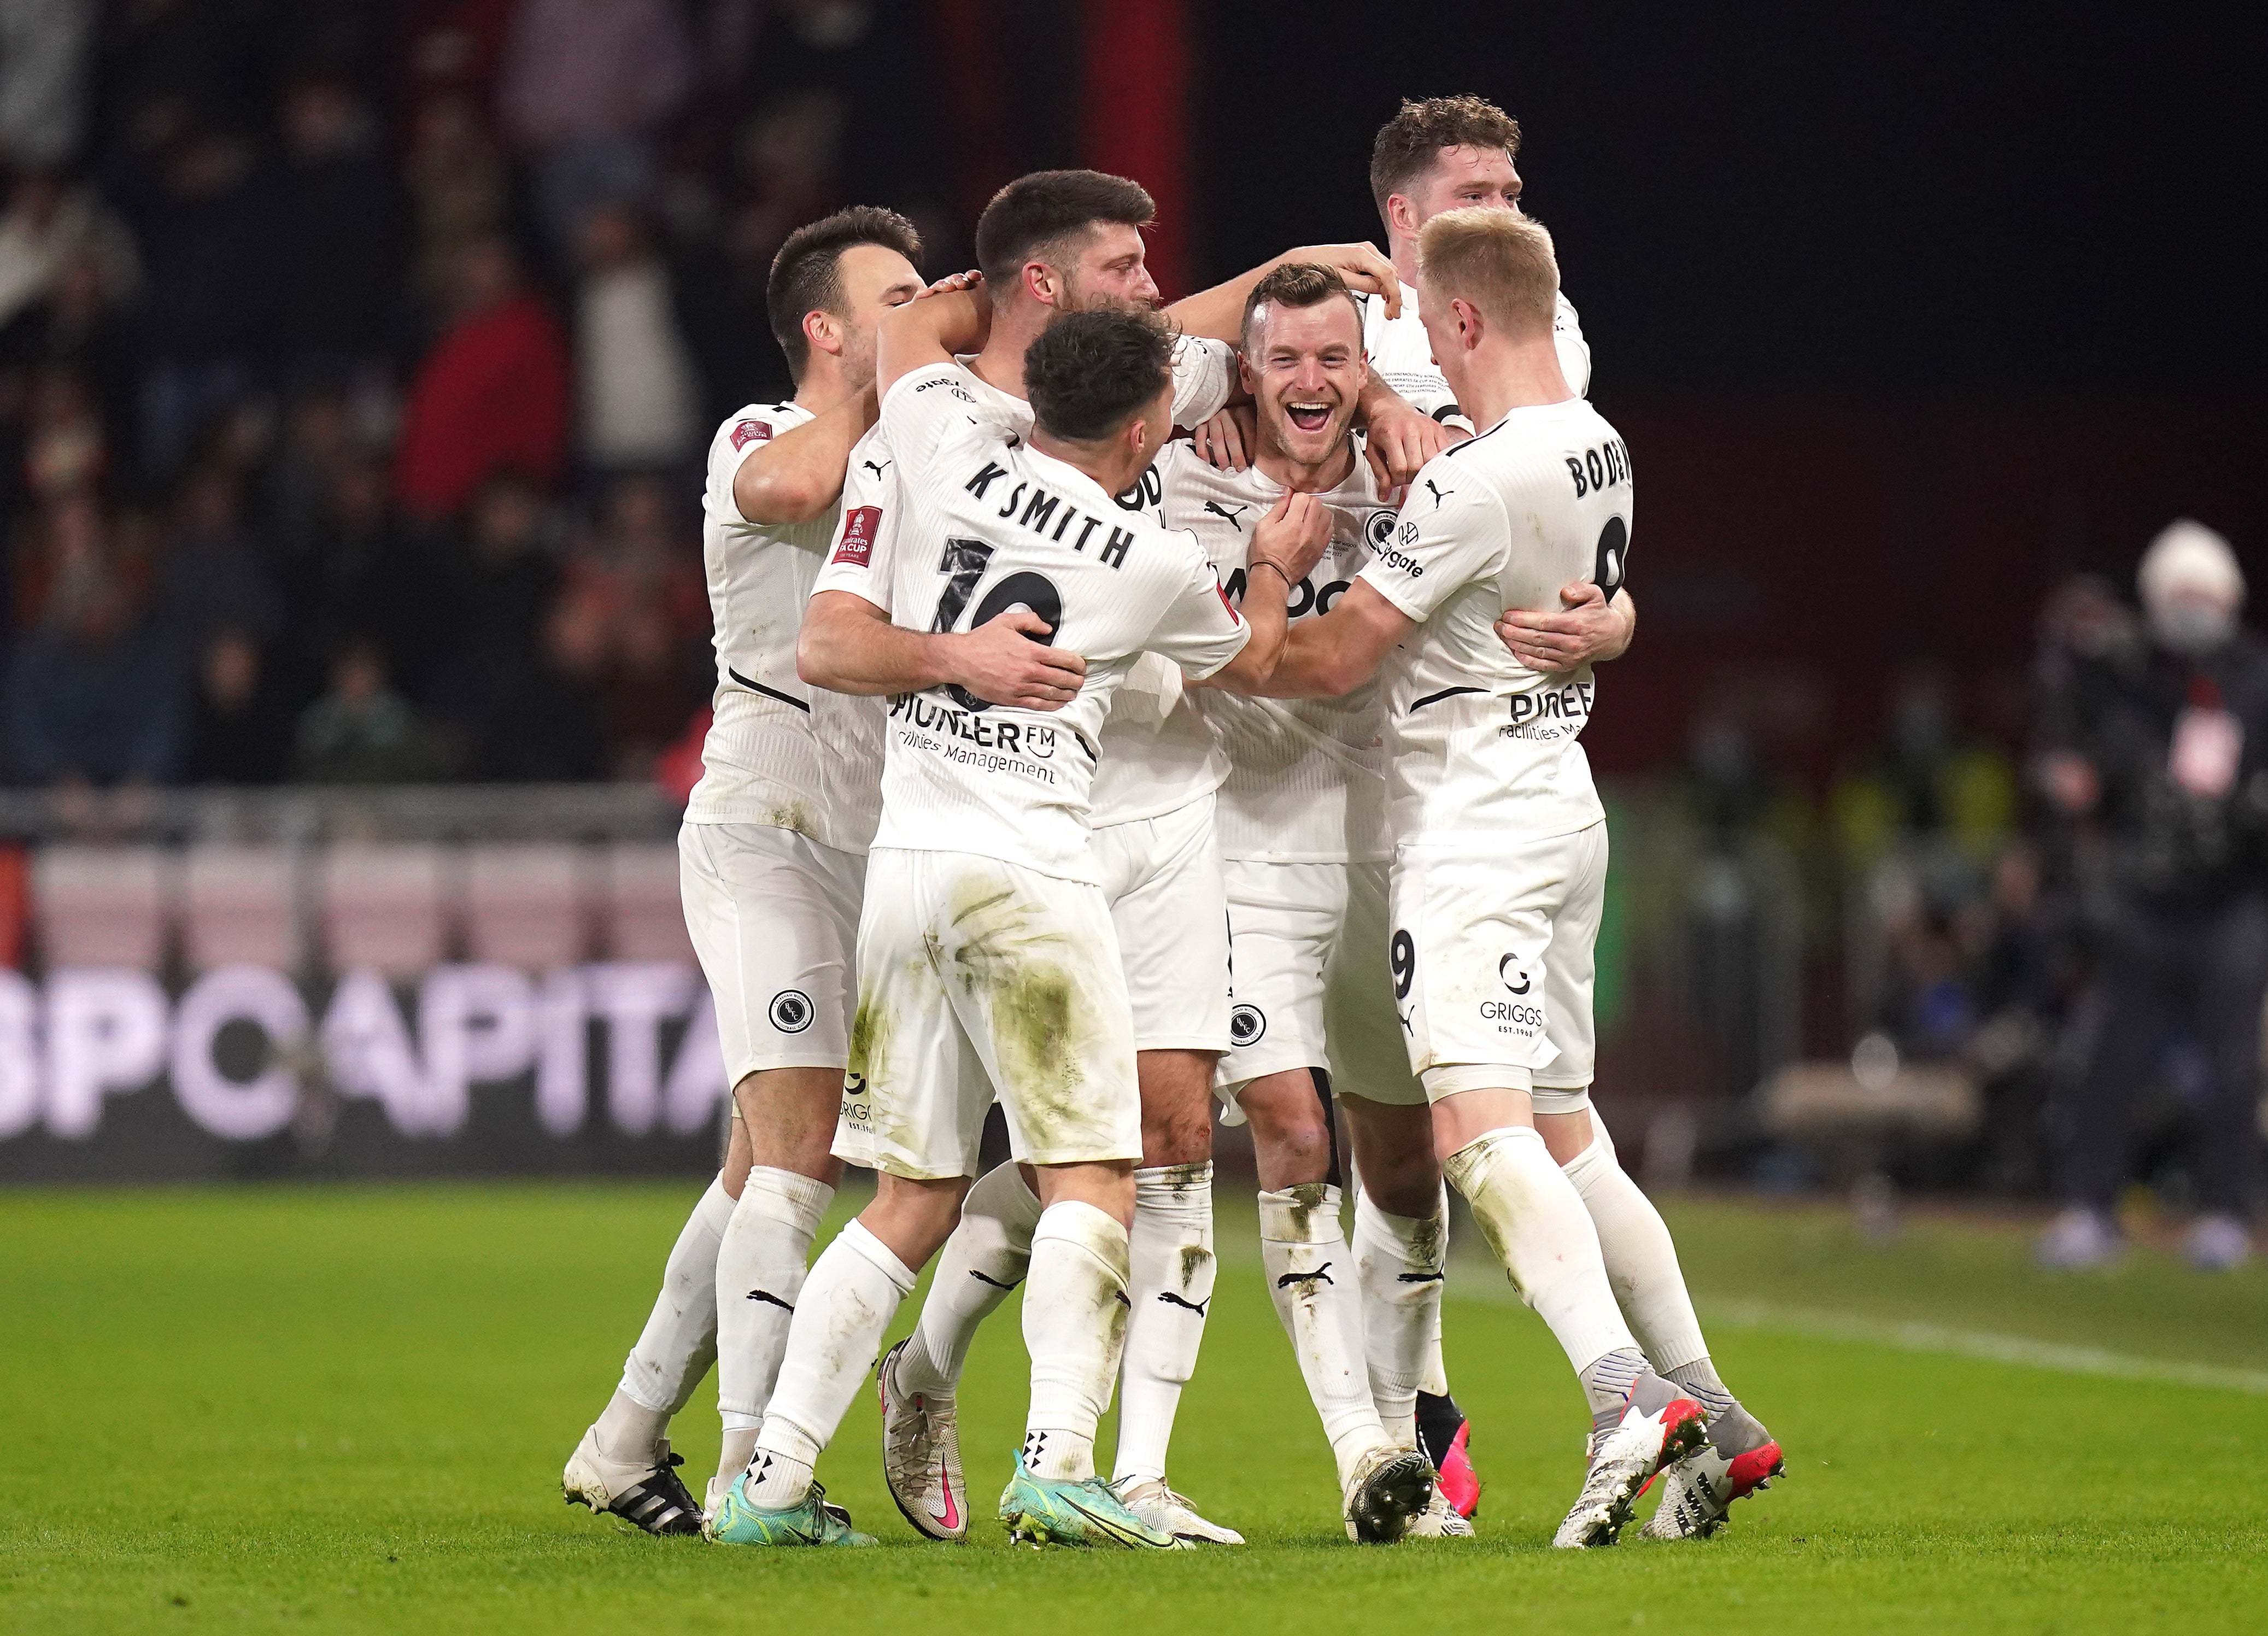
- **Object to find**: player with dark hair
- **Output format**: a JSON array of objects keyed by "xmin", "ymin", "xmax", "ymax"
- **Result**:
[
  {"xmin": 1120, "ymin": 261, "xmax": 1467, "ymax": 1537},
  {"xmin": 799, "ymin": 169, "xmax": 1434, "ymax": 1546},
  {"xmin": 561, "ymin": 205, "xmax": 1026, "ymax": 1535},
  {"xmin": 711, "ymin": 296, "xmax": 1377, "ymax": 1549}
]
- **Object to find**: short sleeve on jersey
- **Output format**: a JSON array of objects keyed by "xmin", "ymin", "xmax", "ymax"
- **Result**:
[
  {"xmin": 1554, "ymin": 292, "xmax": 1592, "ymax": 398},
  {"xmin": 1144, "ymin": 531, "xmax": 1250, "ymax": 679},
  {"xmin": 881, "ymin": 361, "xmax": 986, "ymax": 454},
  {"xmin": 705, "ymin": 403, "xmax": 800, "ymax": 530},
  {"xmin": 1169, "ymin": 336, "xmax": 1236, "ymax": 430},
  {"xmin": 812, "ymin": 422, "xmax": 896, "ymax": 609},
  {"xmin": 1359, "ymin": 456, "xmax": 1505, "ymax": 623}
]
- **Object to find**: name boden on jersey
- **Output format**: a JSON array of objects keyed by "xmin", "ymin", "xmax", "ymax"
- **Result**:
[{"xmin": 1359, "ymin": 398, "xmax": 1633, "ymax": 853}]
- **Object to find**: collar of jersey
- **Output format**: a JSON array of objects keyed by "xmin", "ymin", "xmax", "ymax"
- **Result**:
[{"xmin": 1019, "ymin": 440, "xmax": 1117, "ymax": 509}]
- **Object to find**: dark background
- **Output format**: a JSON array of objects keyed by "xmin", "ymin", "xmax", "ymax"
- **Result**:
[{"xmin": 1198, "ymin": 0, "xmax": 2266, "ymax": 395}]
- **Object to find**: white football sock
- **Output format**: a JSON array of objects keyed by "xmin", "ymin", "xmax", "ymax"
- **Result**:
[
  {"xmin": 1560, "ymin": 1115, "xmax": 1712, "ymax": 1375},
  {"xmin": 1442, "ymin": 1126, "xmax": 1637, "ymax": 1377},
  {"xmin": 608, "ymin": 1175, "xmax": 732, "ymax": 1456},
  {"xmin": 1351, "ymin": 1188, "xmax": 1444, "ymax": 1451},
  {"xmin": 749, "ymin": 1218, "xmax": 917, "ymax": 1506},
  {"xmin": 1259, "ymin": 1183, "xmax": 1392, "ymax": 1488},
  {"xmin": 1022, "ymin": 1200, "xmax": 1131, "ymax": 1483},
  {"xmin": 1417, "ymin": 1184, "xmax": 1452, "ymax": 1397},
  {"xmin": 713, "ymin": 1166, "xmax": 834, "ymax": 1490},
  {"xmin": 1112, "ymin": 1163, "xmax": 1217, "ymax": 1486},
  {"xmin": 897, "ymin": 1162, "xmax": 1041, "ymax": 1400}
]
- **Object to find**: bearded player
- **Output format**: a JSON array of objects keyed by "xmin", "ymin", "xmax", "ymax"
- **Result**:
[
  {"xmin": 1239, "ymin": 209, "xmax": 1783, "ymax": 1547},
  {"xmin": 713, "ymin": 301, "xmax": 1367, "ymax": 1549},
  {"xmin": 801, "ymin": 171, "xmax": 1437, "ymax": 1545},
  {"xmin": 1115, "ymin": 261, "xmax": 1462, "ymax": 1538},
  {"xmin": 560, "ymin": 208, "xmax": 1076, "ymax": 1535}
]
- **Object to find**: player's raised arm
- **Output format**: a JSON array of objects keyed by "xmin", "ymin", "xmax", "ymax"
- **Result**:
[
  {"xmin": 1193, "ymin": 489, "xmax": 1334, "ymax": 691},
  {"xmin": 737, "ymin": 268, "xmax": 983, "ymax": 525},
  {"xmin": 732, "ymin": 390, "xmax": 875, "ymax": 524},
  {"xmin": 1167, "ymin": 242, "xmax": 1403, "ymax": 341},
  {"xmin": 1357, "ymin": 373, "xmax": 1465, "ymax": 496},
  {"xmin": 875, "ymin": 278, "xmax": 992, "ymax": 397}
]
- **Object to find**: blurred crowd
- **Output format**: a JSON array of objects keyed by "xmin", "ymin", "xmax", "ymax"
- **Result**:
[
  {"xmin": 0, "ymin": 0, "xmax": 941, "ymax": 790},
  {"xmin": 1666, "ymin": 520, "xmax": 2263, "ymax": 1265}
]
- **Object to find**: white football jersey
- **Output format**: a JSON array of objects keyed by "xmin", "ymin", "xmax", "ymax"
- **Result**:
[
  {"xmin": 1153, "ymin": 441, "xmax": 1396, "ymax": 863},
  {"xmin": 687, "ymin": 401, "xmax": 886, "ymax": 852},
  {"xmin": 813, "ymin": 335, "xmax": 1240, "ymax": 828},
  {"xmin": 1357, "ymin": 398, "xmax": 1632, "ymax": 846},
  {"xmin": 862, "ymin": 362, "xmax": 1250, "ymax": 882},
  {"xmin": 1359, "ymin": 288, "xmax": 1591, "ymax": 427}
]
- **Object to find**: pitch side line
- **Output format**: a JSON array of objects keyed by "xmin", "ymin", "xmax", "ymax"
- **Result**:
[
  {"xmin": 1212, "ymin": 1228, "xmax": 2268, "ymax": 1394},
  {"xmin": 1433, "ymin": 1274, "xmax": 2268, "ymax": 1393},
  {"xmin": 1693, "ymin": 1298, "xmax": 2268, "ymax": 1395}
]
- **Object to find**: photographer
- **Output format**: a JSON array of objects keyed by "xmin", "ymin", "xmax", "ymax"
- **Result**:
[{"xmin": 2036, "ymin": 523, "xmax": 2267, "ymax": 1271}]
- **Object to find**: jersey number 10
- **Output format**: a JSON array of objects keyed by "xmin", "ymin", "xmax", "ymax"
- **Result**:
[{"xmin": 930, "ymin": 537, "xmax": 1064, "ymax": 712}]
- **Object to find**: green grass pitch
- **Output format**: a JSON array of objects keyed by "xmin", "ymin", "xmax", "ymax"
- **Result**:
[{"xmin": 4, "ymin": 1182, "xmax": 2265, "ymax": 1634}]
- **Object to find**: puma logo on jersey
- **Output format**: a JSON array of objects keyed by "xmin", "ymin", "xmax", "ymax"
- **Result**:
[
  {"xmin": 862, "ymin": 459, "xmax": 890, "ymax": 478},
  {"xmin": 1423, "ymin": 479, "xmax": 1452, "ymax": 508},
  {"xmin": 1203, "ymin": 500, "xmax": 1248, "ymax": 530}
]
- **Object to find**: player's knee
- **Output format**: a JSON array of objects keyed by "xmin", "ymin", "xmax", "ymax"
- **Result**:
[
  {"xmin": 1140, "ymin": 1103, "xmax": 1214, "ymax": 1167},
  {"xmin": 1242, "ymin": 1078, "xmax": 1334, "ymax": 1188}
]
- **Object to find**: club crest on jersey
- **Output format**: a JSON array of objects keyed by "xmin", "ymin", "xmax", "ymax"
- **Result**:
[
  {"xmin": 730, "ymin": 419, "xmax": 773, "ymax": 450},
  {"xmin": 833, "ymin": 506, "xmax": 882, "ymax": 566},
  {"xmin": 1229, "ymin": 1004, "xmax": 1268, "ymax": 1047},
  {"xmin": 1366, "ymin": 511, "xmax": 1396, "ymax": 548},
  {"xmin": 769, "ymin": 989, "xmax": 814, "ymax": 1033}
]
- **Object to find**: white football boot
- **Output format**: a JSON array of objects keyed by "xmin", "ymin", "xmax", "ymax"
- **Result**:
[
  {"xmin": 1113, "ymin": 1477, "xmax": 1245, "ymax": 1545},
  {"xmin": 1639, "ymin": 1402, "xmax": 1784, "ymax": 1540},
  {"xmin": 877, "ymin": 1338, "xmax": 967, "ymax": 1541},
  {"xmin": 1341, "ymin": 1445, "xmax": 1436, "ymax": 1544},
  {"xmin": 1552, "ymin": 1373, "xmax": 1708, "ymax": 1549},
  {"xmin": 562, "ymin": 1426, "xmax": 702, "ymax": 1535},
  {"xmin": 1405, "ymin": 1482, "xmax": 1476, "ymax": 1538}
]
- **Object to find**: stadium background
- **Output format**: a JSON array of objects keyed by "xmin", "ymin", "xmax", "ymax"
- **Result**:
[
  {"xmin": 4, "ymin": 4, "xmax": 2267, "ymax": 1632},
  {"xmin": 1, "ymin": 0, "xmax": 2260, "ymax": 1198}
]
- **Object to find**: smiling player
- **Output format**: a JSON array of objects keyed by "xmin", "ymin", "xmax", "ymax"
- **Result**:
[{"xmin": 1224, "ymin": 208, "xmax": 1780, "ymax": 1548}]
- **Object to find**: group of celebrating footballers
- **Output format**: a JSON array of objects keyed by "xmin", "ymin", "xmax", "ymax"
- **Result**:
[{"xmin": 559, "ymin": 93, "xmax": 1783, "ymax": 1553}]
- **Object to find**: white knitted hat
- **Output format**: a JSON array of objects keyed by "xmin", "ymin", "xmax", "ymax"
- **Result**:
[{"xmin": 2137, "ymin": 518, "xmax": 2243, "ymax": 611}]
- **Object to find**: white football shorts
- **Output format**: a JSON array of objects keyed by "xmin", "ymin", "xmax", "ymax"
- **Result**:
[
  {"xmin": 678, "ymin": 819, "xmax": 865, "ymax": 1084},
  {"xmin": 834, "ymin": 847, "xmax": 1143, "ymax": 1180},
  {"xmin": 1090, "ymin": 792, "xmax": 1231, "ymax": 1053},
  {"xmin": 1216, "ymin": 858, "xmax": 1422, "ymax": 1110},
  {"xmin": 1390, "ymin": 822, "xmax": 1605, "ymax": 1113}
]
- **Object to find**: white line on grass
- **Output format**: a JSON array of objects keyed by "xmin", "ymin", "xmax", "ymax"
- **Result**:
[
  {"xmin": 1434, "ymin": 1274, "xmax": 2268, "ymax": 1393},
  {"xmin": 1214, "ymin": 1223, "xmax": 2268, "ymax": 1394},
  {"xmin": 1695, "ymin": 1298, "xmax": 2268, "ymax": 1395}
]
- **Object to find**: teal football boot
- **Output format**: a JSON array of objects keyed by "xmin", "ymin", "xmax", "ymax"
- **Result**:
[
  {"xmin": 705, "ymin": 1470, "xmax": 875, "ymax": 1547},
  {"xmin": 999, "ymin": 1454, "xmax": 1187, "ymax": 1549}
]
